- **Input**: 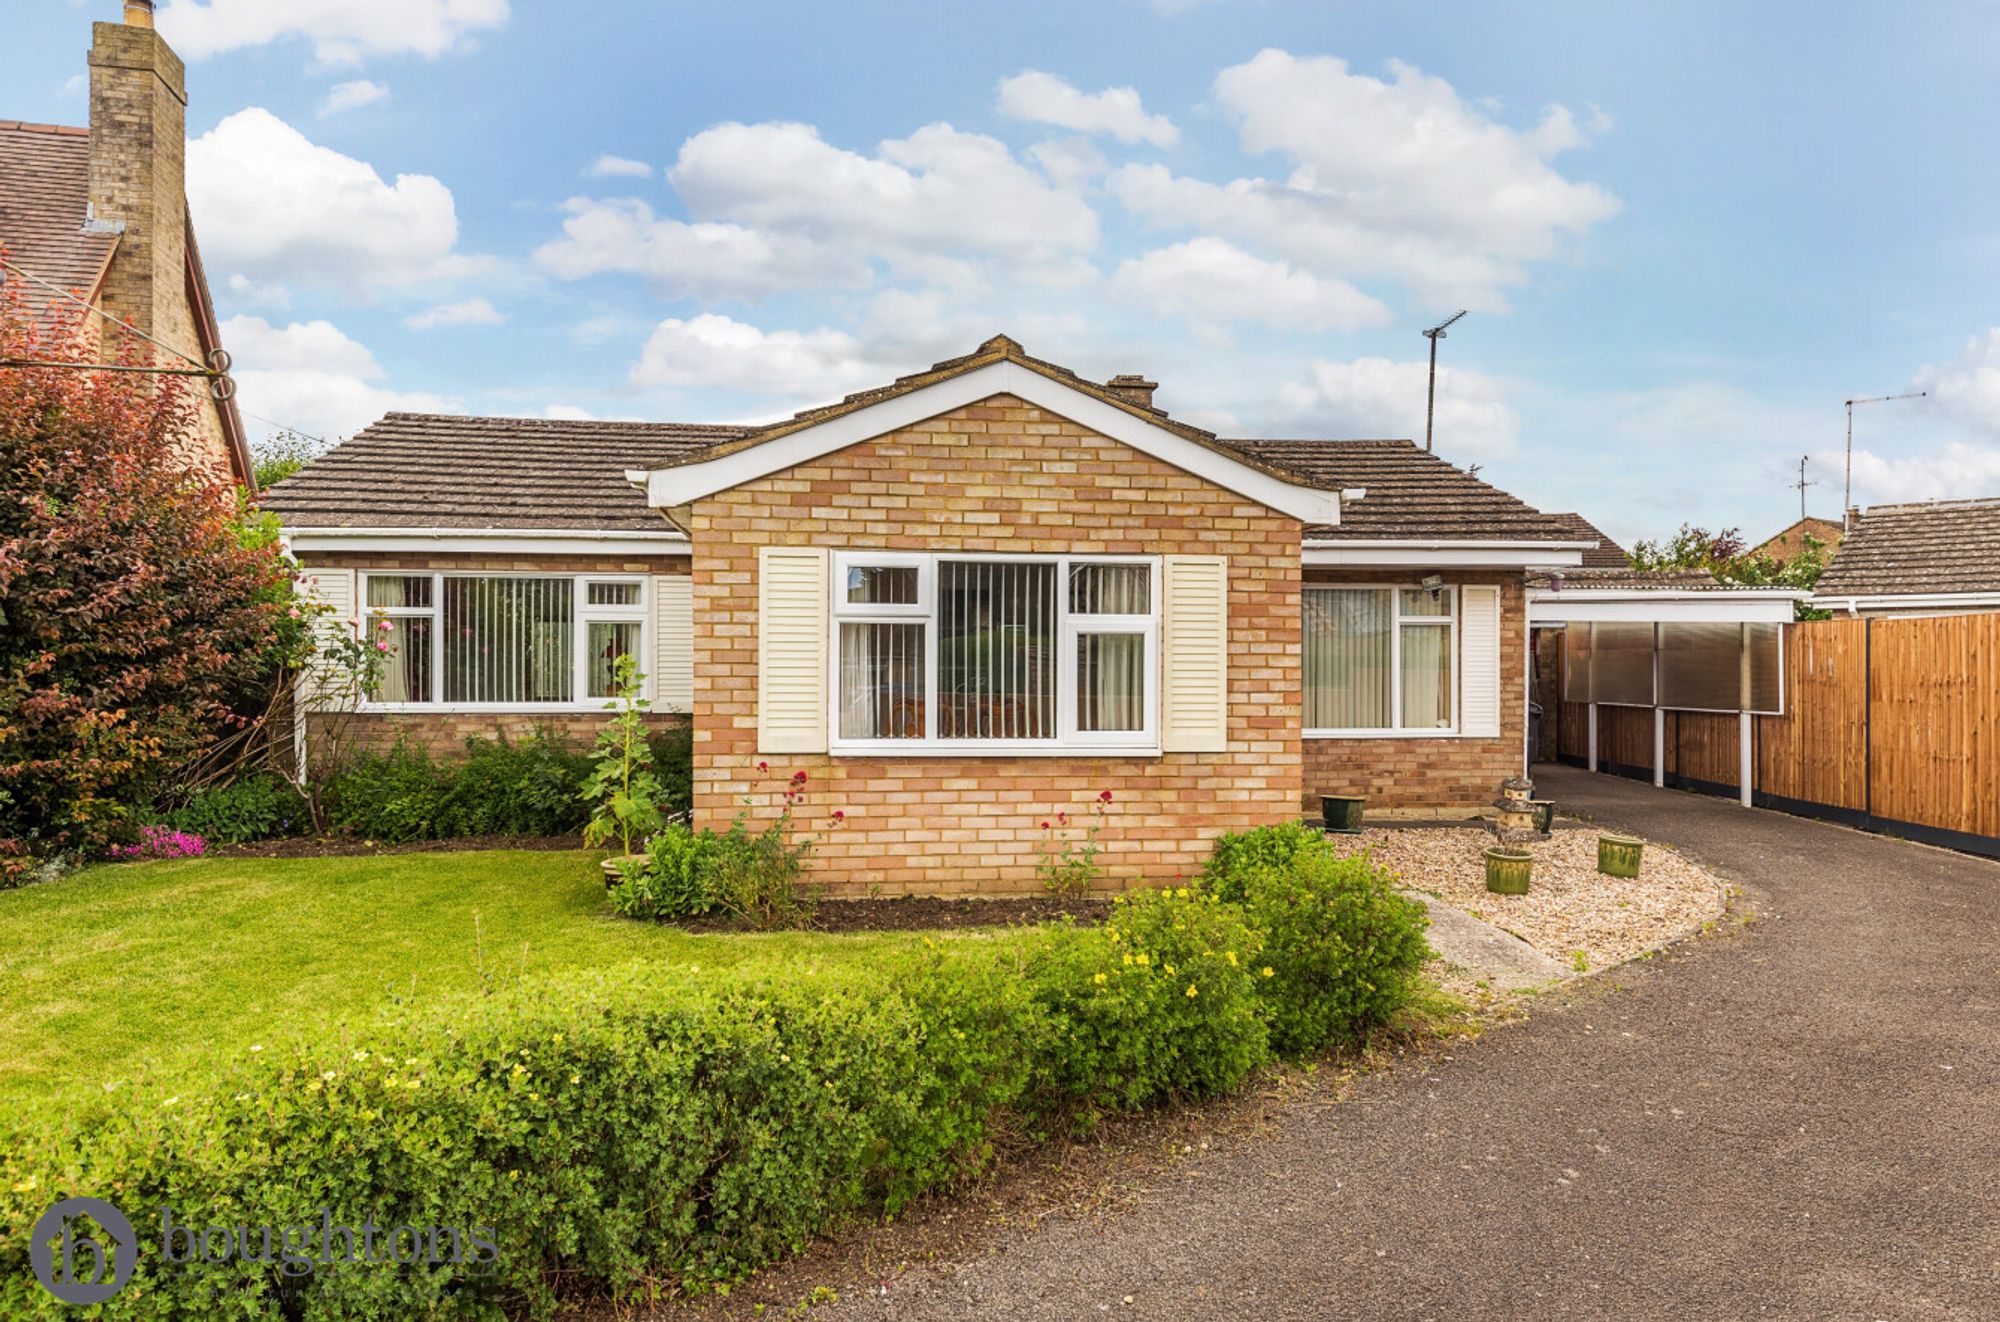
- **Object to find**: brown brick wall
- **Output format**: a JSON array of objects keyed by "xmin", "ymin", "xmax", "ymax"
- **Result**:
[
  {"xmin": 690, "ymin": 394, "xmax": 1304, "ymax": 897},
  {"xmin": 1300, "ymin": 570, "xmax": 1528, "ymax": 812}
]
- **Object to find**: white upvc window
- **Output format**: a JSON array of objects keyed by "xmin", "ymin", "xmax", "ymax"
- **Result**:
[
  {"xmin": 1303, "ymin": 584, "xmax": 1460, "ymax": 736},
  {"xmin": 357, "ymin": 572, "xmax": 649, "ymax": 711},
  {"xmin": 829, "ymin": 552, "xmax": 1160, "ymax": 755}
]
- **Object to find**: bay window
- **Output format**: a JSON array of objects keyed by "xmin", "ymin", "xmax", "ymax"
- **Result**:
[
  {"xmin": 359, "ymin": 572, "xmax": 648, "ymax": 708},
  {"xmin": 831, "ymin": 552, "xmax": 1159, "ymax": 752},
  {"xmin": 1304, "ymin": 585, "xmax": 1458, "ymax": 734}
]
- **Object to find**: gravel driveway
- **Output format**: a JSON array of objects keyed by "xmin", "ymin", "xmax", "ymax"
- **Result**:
[{"xmin": 822, "ymin": 766, "xmax": 2000, "ymax": 1321}]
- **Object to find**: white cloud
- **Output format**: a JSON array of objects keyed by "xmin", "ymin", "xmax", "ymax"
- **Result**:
[
  {"xmin": 222, "ymin": 315, "xmax": 454, "ymax": 441},
  {"xmin": 404, "ymin": 297, "xmax": 505, "ymax": 329},
  {"xmin": 188, "ymin": 108, "xmax": 476, "ymax": 294},
  {"xmin": 317, "ymin": 79, "xmax": 389, "ymax": 116},
  {"xmin": 1112, "ymin": 237, "xmax": 1391, "ymax": 333},
  {"xmin": 224, "ymin": 273, "xmax": 291, "ymax": 310},
  {"xmin": 1111, "ymin": 50, "xmax": 1619, "ymax": 309},
  {"xmin": 669, "ymin": 120, "xmax": 1100, "ymax": 284},
  {"xmin": 630, "ymin": 314, "xmax": 900, "ymax": 402},
  {"xmin": 997, "ymin": 71, "xmax": 1178, "ymax": 147},
  {"xmin": 534, "ymin": 197, "xmax": 868, "ymax": 300},
  {"xmin": 1837, "ymin": 442, "xmax": 2000, "ymax": 507},
  {"xmin": 1027, "ymin": 137, "xmax": 1110, "ymax": 190},
  {"xmin": 158, "ymin": 0, "xmax": 509, "ymax": 65},
  {"xmin": 1915, "ymin": 328, "xmax": 2000, "ymax": 438},
  {"xmin": 586, "ymin": 154, "xmax": 654, "ymax": 179},
  {"xmin": 1271, "ymin": 356, "xmax": 1519, "ymax": 460}
]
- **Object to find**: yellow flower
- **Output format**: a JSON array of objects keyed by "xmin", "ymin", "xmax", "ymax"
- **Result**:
[
  {"xmin": 1121, "ymin": 953, "xmax": 1133, "ymax": 966},
  {"xmin": 13, "ymin": 1176, "xmax": 37, "ymax": 1193},
  {"xmin": 1164, "ymin": 964, "xmax": 1176, "ymax": 976},
  {"xmin": 1134, "ymin": 953, "xmax": 1149, "ymax": 966},
  {"xmin": 1225, "ymin": 951, "xmax": 1239, "ymax": 967},
  {"xmin": 305, "ymin": 1080, "xmax": 322, "ymax": 1093},
  {"xmin": 1092, "ymin": 972, "xmax": 1108, "ymax": 985},
  {"xmin": 1185, "ymin": 984, "xmax": 1199, "ymax": 998},
  {"xmin": 953, "ymin": 1029, "xmax": 967, "ymax": 1040},
  {"xmin": 1262, "ymin": 966, "xmax": 1276, "ymax": 978},
  {"xmin": 1176, "ymin": 887, "xmax": 1190, "ymax": 899}
]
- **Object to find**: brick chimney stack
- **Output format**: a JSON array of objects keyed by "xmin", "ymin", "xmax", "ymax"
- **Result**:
[
  {"xmin": 1106, "ymin": 374, "xmax": 1159, "ymax": 411},
  {"xmin": 88, "ymin": 0, "xmax": 190, "ymax": 351}
]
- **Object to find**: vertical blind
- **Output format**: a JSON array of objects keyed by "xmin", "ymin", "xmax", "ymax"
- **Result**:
[
  {"xmin": 1077, "ymin": 633, "xmax": 1145, "ymax": 731},
  {"xmin": 838, "ymin": 622, "xmax": 925, "ymax": 739},
  {"xmin": 938, "ymin": 560, "xmax": 1056, "ymax": 739},
  {"xmin": 443, "ymin": 577, "xmax": 574, "ymax": 704},
  {"xmin": 1304, "ymin": 588, "xmax": 1393, "ymax": 728},
  {"xmin": 1399, "ymin": 623, "xmax": 1453, "ymax": 728}
]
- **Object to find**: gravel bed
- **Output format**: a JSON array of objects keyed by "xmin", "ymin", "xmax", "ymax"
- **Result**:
[{"xmin": 1327, "ymin": 826, "xmax": 1728, "ymax": 971}]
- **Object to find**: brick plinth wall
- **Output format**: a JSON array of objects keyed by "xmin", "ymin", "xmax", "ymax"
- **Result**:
[
  {"xmin": 1300, "ymin": 570, "xmax": 1528, "ymax": 812},
  {"xmin": 690, "ymin": 394, "xmax": 1304, "ymax": 897}
]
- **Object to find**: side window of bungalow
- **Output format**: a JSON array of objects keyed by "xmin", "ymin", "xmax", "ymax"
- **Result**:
[
  {"xmin": 1303, "ymin": 586, "xmax": 1458, "ymax": 734},
  {"xmin": 359, "ymin": 573, "xmax": 647, "ymax": 708},
  {"xmin": 830, "ymin": 553, "xmax": 1159, "ymax": 751}
]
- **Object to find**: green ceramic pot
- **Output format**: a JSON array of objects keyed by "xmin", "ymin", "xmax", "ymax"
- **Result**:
[
  {"xmin": 1484, "ymin": 847, "xmax": 1533, "ymax": 895},
  {"xmin": 1597, "ymin": 834, "xmax": 1644, "ymax": 878},
  {"xmin": 1530, "ymin": 800, "xmax": 1557, "ymax": 834},
  {"xmin": 1321, "ymin": 795, "xmax": 1366, "ymax": 835}
]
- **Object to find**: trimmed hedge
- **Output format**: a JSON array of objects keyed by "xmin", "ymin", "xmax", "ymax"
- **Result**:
[{"xmin": 0, "ymin": 856, "xmax": 1427, "ymax": 1318}]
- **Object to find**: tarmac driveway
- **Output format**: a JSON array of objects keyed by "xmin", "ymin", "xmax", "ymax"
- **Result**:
[{"xmin": 828, "ymin": 765, "xmax": 2000, "ymax": 1320}]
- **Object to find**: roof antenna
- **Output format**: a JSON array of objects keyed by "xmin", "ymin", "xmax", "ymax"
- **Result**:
[
  {"xmin": 1790, "ymin": 454, "xmax": 1816, "ymax": 522},
  {"xmin": 1843, "ymin": 391, "xmax": 1925, "ymax": 527},
  {"xmin": 1422, "ymin": 311, "xmax": 1467, "ymax": 452}
]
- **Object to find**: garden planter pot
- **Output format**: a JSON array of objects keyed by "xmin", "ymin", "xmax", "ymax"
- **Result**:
[
  {"xmin": 1321, "ymin": 795, "xmax": 1366, "ymax": 835},
  {"xmin": 1531, "ymin": 800, "xmax": 1557, "ymax": 834},
  {"xmin": 1597, "ymin": 834, "xmax": 1644, "ymax": 878},
  {"xmin": 1484, "ymin": 848, "xmax": 1533, "ymax": 895},
  {"xmin": 601, "ymin": 855, "xmax": 645, "ymax": 888}
]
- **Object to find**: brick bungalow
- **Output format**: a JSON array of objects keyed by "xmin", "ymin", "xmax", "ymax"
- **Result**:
[
  {"xmin": 0, "ymin": 0, "xmax": 252, "ymax": 486},
  {"xmin": 263, "ymin": 336, "xmax": 1640, "ymax": 893},
  {"xmin": 1813, "ymin": 498, "xmax": 2000, "ymax": 617}
]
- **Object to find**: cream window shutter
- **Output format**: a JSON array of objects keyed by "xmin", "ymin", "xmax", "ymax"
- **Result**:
[
  {"xmin": 1461, "ymin": 584, "xmax": 1503, "ymax": 738},
  {"xmin": 299, "ymin": 567, "xmax": 357, "ymax": 705},
  {"xmin": 757, "ymin": 547, "xmax": 829, "ymax": 754},
  {"xmin": 1160, "ymin": 555, "xmax": 1228, "ymax": 753},
  {"xmin": 651, "ymin": 573, "xmax": 693, "ymax": 713}
]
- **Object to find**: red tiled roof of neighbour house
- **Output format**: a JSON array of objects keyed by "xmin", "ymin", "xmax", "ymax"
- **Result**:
[
  {"xmin": 259, "ymin": 413, "xmax": 755, "ymax": 530},
  {"xmin": 1753, "ymin": 515, "xmax": 1844, "ymax": 563},
  {"xmin": 1815, "ymin": 498, "xmax": 2000, "ymax": 598},
  {"xmin": 0, "ymin": 121, "xmax": 119, "ymax": 331},
  {"xmin": 1222, "ymin": 439, "xmax": 1592, "ymax": 543},
  {"xmin": 1546, "ymin": 512, "xmax": 1630, "ymax": 567}
]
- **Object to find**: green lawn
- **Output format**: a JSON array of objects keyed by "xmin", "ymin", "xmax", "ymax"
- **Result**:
[{"xmin": 0, "ymin": 850, "xmax": 928, "ymax": 1107}]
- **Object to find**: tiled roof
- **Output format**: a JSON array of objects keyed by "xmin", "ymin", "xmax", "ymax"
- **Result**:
[
  {"xmin": 1545, "ymin": 513, "xmax": 1630, "ymax": 567},
  {"xmin": 1753, "ymin": 516, "xmax": 1844, "ymax": 563},
  {"xmin": 1815, "ymin": 499, "xmax": 2000, "ymax": 598},
  {"xmin": 259, "ymin": 413, "xmax": 752, "ymax": 531},
  {"xmin": 0, "ymin": 121, "xmax": 119, "ymax": 330},
  {"xmin": 1526, "ymin": 567, "xmax": 1720, "ymax": 590},
  {"xmin": 1222, "ymin": 439, "xmax": 1589, "ymax": 543}
]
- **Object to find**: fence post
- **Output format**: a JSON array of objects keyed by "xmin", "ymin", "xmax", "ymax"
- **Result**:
[
  {"xmin": 1738, "ymin": 711, "xmax": 1753, "ymax": 807},
  {"xmin": 1587, "ymin": 702, "xmax": 1599, "ymax": 773}
]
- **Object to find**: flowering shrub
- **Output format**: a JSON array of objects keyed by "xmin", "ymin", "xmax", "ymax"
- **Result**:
[
  {"xmin": 0, "ymin": 277, "xmax": 300, "ymax": 878},
  {"xmin": 1035, "ymin": 789, "xmax": 1114, "ymax": 897},
  {"xmin": 108, "ymin": 825, "xmax": 207, "ymax": 861},
  {"xmin": 612, "ymin": 763, "xmax": 828, "ymax": 929},
  {"xmin": 1201, "ymin": 820, "xmax": 1326, "ymax": 902}
]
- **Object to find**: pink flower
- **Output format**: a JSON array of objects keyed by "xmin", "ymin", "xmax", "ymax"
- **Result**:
[
  {"xmin": 286, "ymin": 607, "xmax": 301, "ymax": 619},
  {"xmin": 377, "ymin": 620, "xmax": 394, "ymax": 632},
  {"xmin": 375, "ymin": 641, "xmax": 390, "ymax": 652}
]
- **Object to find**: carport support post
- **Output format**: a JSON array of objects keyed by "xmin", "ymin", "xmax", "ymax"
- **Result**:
[
  {"xmin": 1653, "ymin": 708, "xmax": 1665, "ymax": 789},
  {"xmin": 1738, "ymin": 711, "xmax": 1753, "ymax": 808},
  {"xmin": 1587, "ymin": 703, "xmax": 1599, "ymax": 773}
]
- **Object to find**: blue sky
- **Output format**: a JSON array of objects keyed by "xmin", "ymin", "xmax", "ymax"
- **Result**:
[{"xmin": 10, "ymin": 0, "xmax": 2000, "ymax": 546}]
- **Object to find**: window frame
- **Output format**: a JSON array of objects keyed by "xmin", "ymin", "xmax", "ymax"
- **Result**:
[
  {"xmin": 827, "ymin": 551, "xmax": 1162, "ymax": 756},
  {"xmin": 356, "ymin": 571, "xmax": 650, "ymax": 712},
  {"xmin": 1302, "ymin": 582, "xmax": 1463, "ymax": 739}
]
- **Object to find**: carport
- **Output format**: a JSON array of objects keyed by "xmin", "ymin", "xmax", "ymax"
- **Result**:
[{"xmin": 1528, "ymin": 582, "xmax": 1806, "ymax": 805}]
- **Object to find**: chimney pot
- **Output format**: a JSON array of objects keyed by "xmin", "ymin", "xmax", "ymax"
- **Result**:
[
  {"xmin": 1106, "ymin": 373, "xmax": 1159, "ymax": 411},
  {"xmin": 123, "ymin": 0, "xmax": 155, "ymax": 27}
]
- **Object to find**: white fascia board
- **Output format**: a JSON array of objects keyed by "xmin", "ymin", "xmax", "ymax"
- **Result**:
[
  {"xmin": 1811, "ymin": 591, "xmax": 2000, "ymax": 613},
  {"xmin": 1304, "ymin": 541, "xmax": 1590, "ymax": 568},
  {"xmin": 1528, "ymin": 590, "xmax": 1803, "ymax": 624},
  {"xmin": 644, "ymin": 360, "xmax": 1343, "ymax": 526},
  {"xmin": 283, "ymin": 527, "xmax": 689, "ymax": 555}
]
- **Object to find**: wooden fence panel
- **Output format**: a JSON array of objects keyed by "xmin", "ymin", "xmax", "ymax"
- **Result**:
[
  {"xmin": 1756, "ymin": 618, "xmax": 1867, "ymax": 811},
  {"xmin": 1867, "ymin": 613, "xmax": 2000, "ymax": 838},
  {"xmin": 1673, "ymin": 711, "xmax": 1739, "ymax": 788}
]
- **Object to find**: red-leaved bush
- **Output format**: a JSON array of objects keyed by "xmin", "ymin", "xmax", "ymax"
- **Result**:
[{"xmin": 0, "ymin": 268, "xmax": 296, "ymax": 877}]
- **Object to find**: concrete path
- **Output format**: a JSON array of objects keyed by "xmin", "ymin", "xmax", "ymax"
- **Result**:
[
  {"xmin": 827, "ymin": 766, "xmax": 2000, "ymax": 1320},
  {"xmin": 1405, "ymin": 889, "xmax": 1571, "ymax": 993}
]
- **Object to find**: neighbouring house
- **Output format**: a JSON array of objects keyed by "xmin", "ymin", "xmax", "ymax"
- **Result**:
[
  {"xmin": 1546, "ymin": 512, "xmax": 1631, "ymax": 568},
  {"xmin": 264, "ymin": 335, "xmax": 1802, "ymax": 893},
  {"xmin": 1814, "ymin": 498, "xmax": 2000, "ymax": 616},
  {"xmin": 0, "ymin": 0, "xmax": 250, "ymax": 486},
  {"xmin": 1753, "ymin": 515, "xmax": 1844, "ymax": 564}
]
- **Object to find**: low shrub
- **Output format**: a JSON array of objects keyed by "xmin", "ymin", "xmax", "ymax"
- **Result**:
[
  {"xmin": 0, "ymin": 899, "xmax": 1288, "ymax": 1319},
  {"xmin": 446, "ymin": 732, "xmax": 596, "ymax": 836},
  {"xmin": 648, "ymin": 722, "xmax": 693, "ymax": 820},
  {"xmin": 610, "ymin": 823, "xmax": 718, "ymax": 920},
  {"xmin": 612, "ymin": 767, "xmax": 821, "ymax": 930},
  {"xmin": 1201, "ymin": 820, "xmax": 1326, "ymax": 902},
  {"xmin": 323, "ymin": 742, "xmax": 455, "ymax": 843},
  {"xmin": 1232, "ymin": 845, "xmax": 1432, "ymax": 1055},
  {"xmin": 166, "ymin": 773, "xmax": 307, "ymax": 844}
]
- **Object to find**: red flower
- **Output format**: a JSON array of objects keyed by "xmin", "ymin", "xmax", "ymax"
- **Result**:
[
  {"xmin": 1040, "ymin": 820, "xmax": 1051, "ymax": 830},
  {"xmin": 792, "ymin": 770, "xmax": 808, "ymax": 784},
  {"xmin": 757, "ymin": 760, "xmax": 769, "ymax": 773},
  {"xmin": 1099, "ymin": 790, "xmax": 1114, "ymax": 803},
  {"xmin": 831, "ymin": 810, "xmax": 845, "ymax": 822}
]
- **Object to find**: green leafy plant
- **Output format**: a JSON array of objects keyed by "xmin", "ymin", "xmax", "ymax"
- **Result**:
[
  {"xmin": 611, "ymin": 822, "xmax": 718, "ymax": 919},
  {"xmin": 323, "ymin": 741, "xmax": 454, "ymax": 842},
  {"xmin": 1035, "ymin": 790, "xmax": 1114, "ymax": 897},
  {"xmin": 1201, "ymin": 820, "xmax": 1326, "ymax": 902},
  {"xmin": 443, "ymin": 730, "xmax": 596, "ymax": 836},
  {"xmin": 165, "ymin": 773, "xmax": 306, "ymax": 844},
  {"xmin": 580, "ymin": 653, "xmax": 665, "ymax": 859}
]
